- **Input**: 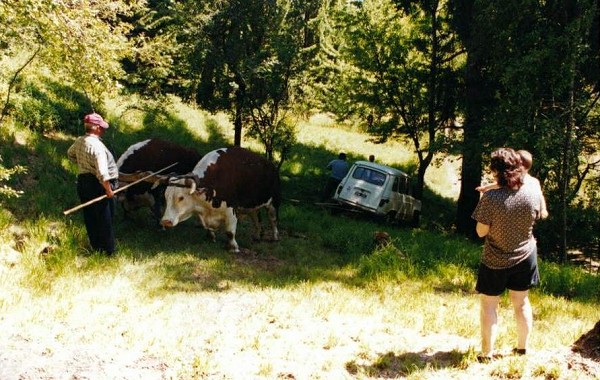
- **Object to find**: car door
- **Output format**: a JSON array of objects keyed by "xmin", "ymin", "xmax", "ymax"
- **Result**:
[{"xmin": 336, "ymin": 165, "xmax": 387, "ymax": 213}]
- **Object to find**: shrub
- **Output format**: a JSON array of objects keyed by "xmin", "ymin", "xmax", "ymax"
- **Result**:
[{"xmin": 0, "ymin": 155, "xmax": 26, "ymax": 199}]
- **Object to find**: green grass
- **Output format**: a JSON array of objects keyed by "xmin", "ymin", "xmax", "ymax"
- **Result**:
[{"xmin": 1, "ymin": 94, "xmax": 599, "ymax": 379}]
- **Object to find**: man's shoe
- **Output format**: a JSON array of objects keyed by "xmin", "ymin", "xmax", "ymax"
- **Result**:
[{"xmin": 477, "ymin": 355, "xmax": 492, "ymax": 363}]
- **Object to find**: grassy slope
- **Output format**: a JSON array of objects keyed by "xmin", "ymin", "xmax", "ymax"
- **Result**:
[{"xmin": 0, "ymin": 97, "xmax": 598, "ymax": 379}]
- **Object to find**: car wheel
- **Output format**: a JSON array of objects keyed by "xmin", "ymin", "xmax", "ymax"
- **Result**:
[
  {"xmin": 384, "ymin": 211, "xmax": 397, "ymax": 225},
  {"xmin": 411, "ymin": 210, "xmax": 421, "ymax": 228}
]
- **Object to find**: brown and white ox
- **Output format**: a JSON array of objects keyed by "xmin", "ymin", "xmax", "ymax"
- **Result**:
[
  {"xmin": 117, "ymin": 138, "xmax": 201, "ymax": 226},
  {"xmin": 160, "ymin": 146, "xmax": 281, "ymax": 252}
]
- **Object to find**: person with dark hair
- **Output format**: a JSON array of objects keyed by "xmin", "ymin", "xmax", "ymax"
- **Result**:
[
  {"xmin": 368, "ymin": 154, "xmax": 375, "ymax": 162},
  {"xmin": 476, "ymin": 149, "xmax": 548, "ymax": 219},
  {"xmin": 471, "ymin": 147, "xmax": 544, "ymax": 362},
  {"xmin": 322, "ymin": 152, "xmax": 349, "ymax": 200},
  {"xmin": 68, "ymin": 113, "xmax": 118, "ymax": 255}
]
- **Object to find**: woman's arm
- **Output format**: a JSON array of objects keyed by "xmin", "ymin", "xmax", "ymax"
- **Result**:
[{"xmin": 476, "ymin": 222, "xmax": 490, "ymax": 237}]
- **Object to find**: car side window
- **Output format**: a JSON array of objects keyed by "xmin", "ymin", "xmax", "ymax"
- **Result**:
[
  {"xmin": 398, "ymin": 176, "xmax": 408, "ymax": 194},
  {"xmin": 392, "ymin": 177, "xmax": 400, "ymax": 192}
]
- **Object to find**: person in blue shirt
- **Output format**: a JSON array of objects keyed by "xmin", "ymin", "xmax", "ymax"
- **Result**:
[{"xmin": 322, "ymin": 152, "xmax": 349, "ymax": 200}]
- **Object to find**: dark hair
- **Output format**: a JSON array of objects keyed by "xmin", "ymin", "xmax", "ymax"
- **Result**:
[
  {"xmin": 490, "ymin": 147, "xmax": 523, "ymax": 190},
  {"xmin": 339, "ymin": 152, "xmax": 346, "ymax": 160}
]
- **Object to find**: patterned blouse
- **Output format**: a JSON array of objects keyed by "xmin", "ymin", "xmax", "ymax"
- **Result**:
[
  {"xmin": 67, "ymin": 134, "xmax": 118, "ymax": 183},
  {"xmin": 472, "ymin": 185, "xmax": 541, "ymax": 269}
]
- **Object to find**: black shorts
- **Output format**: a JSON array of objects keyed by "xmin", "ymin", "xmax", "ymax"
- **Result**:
[{"xmin": 475, "ymin": 249, "xmax": 540, "ymax": 296}]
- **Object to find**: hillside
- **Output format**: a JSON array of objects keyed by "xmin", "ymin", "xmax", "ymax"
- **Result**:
[{"xmin": 0, "ymin": 98, "xmax": 599, "ymax": 379}]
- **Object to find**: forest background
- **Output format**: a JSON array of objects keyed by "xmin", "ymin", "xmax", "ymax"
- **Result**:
[{"xmin": 2, "ymin": 0, "xmax": 599, "ymax": 261}]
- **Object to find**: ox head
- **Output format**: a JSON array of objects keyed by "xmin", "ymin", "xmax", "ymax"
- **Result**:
[{"xmin": 159, "ymin": 175, "xmax": 217, "ymax": 228}]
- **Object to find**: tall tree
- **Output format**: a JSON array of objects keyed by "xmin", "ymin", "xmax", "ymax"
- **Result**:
[
  {"xmin": 450, "ymin": 0, "xmax": 600, "ymax": 253},
  {"xmin": 165, "ymin": 0, "xmax": 317, "ymax": 154},
  {"xmin": 317, "ymin": 0, "xmax": 463, "ymax": 200},
  {"xmin": 449, "ymin": 0, "xmax": 496, "ymax": 237}
]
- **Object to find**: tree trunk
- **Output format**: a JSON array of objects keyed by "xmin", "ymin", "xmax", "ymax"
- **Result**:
[
  {"xmin": 455, "ymin": 121, "xmax": 482, "ymax": 237},
  {"xmin": 558, "ymin": 77, "xmax": 575, "ymax": 262},
  {"xmin": 449, "ymin": 0, "xmax": 487, "ymax": 238},
  {"xmin": 233, "ymin": 104, "xmax": 242, "ymax": 147},
  {"xmin": 414, "ymin": 162, "xmax": 426, "ymax": 201},
  {"xmin": 0, "ymin": 48, "xmax": 39, "ymax": 127},
  {"xmin": 455, "ymin": 56, "xmax": 485, "ymax": 238}
]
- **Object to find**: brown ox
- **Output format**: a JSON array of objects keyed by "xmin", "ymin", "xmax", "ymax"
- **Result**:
[
  {"xmin": 117, "ymin": 138, "xmax": 201, "ymax": 226},
  {"xmin": 160, "ymin": 147, "xmax": 281, "ymax": 252}
]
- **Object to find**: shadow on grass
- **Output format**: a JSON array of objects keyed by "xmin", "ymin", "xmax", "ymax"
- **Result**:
[
  {"xmin": 0, "ymin": 80, "xmax": 496, "ymax": 296},
  {"xmin": 112, "ymin": 205, "xmax": 374, "ymax": 292},
  {"xmin": 347, "ymin": 349, "xmax": 470, "ymax": 378}
]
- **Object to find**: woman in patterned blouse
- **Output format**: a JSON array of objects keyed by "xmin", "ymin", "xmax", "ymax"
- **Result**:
[{"xmin": 472, "ymin": 147, "xmax": 543, "ymax": 361}]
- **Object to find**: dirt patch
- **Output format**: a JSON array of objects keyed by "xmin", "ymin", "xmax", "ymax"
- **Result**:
[
  {"xmin": 573, "ymin": 320, "xmax": 600, "ymax": 361},
  {"xmin": 0, "ymin": 336, "xmax": 169, "ymax": 380}
]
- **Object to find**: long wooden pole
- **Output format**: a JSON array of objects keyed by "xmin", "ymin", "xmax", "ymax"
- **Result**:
[{"xmin": 63, "ymin": 162, "xmax": 178, "ymax": 216}]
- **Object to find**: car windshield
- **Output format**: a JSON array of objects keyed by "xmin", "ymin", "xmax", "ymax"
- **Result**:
[{"xmin": 352, "ymin": 167, "xmax": 387, "ymax": 186}]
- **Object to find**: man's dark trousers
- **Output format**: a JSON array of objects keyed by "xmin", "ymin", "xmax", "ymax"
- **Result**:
[{"xmin": 76, "ymin": 173, "xmax": 115, "ymax": 254}]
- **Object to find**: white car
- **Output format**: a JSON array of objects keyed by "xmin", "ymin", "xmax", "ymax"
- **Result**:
[{"xmin": 332, "ymin": 161, "xmax": 421, "ymax": 226}]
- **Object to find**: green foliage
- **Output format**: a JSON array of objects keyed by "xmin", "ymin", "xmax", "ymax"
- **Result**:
[
  {"xmin": 536, "ymin": 202, "xmax": 600, "ymax": 261},
  {"xmin": 0, "ymin": 0, "xmax": 141, "ymax": 112},
  {"xmin": 8, "ymin": 80, "xmax": 90, "ymax": 134},
  {"xmin": 540, "ymin": 261, "xmax": 600, "ymax": 302},
  {"xmin": 0, "ymin": 90, "xmax": 599, "ymax": 379},
  {"xmin": 316, "ymin": 0, "xmax": 463, "ymax": 199},
  {"xmin": 357, "ymin": 244, "xmax": 412, "ymax": 279},
  {"xmin": 246, "ymin": 114, "xmax": 298, "ymax": 168},
  {"xmin": 124, "ymin": 0, "xmax": 318, "ymax": 158},
  {"xmin": 0, "ymin": 156, "xmax": 26, "ymax": 199},
  {"xmin": 468, "ymin": 0, "xmax": 600, "ymax": 259}
]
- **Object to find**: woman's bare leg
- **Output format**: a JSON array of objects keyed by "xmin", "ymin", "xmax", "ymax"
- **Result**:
[
  {"xmin": 480, "ymin": 294, "xmax": 501, "ymax": 357},
  {"xmin": 509, "ymin": 290, "xmax": 532, "ymax": 351}
]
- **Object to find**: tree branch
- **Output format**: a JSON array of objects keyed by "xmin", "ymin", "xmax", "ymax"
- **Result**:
[{"xmin": 0, "ymin": 47, "xmax": 41, "ymax": 127}]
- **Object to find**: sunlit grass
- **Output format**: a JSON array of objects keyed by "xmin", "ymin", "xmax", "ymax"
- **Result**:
[{"xmin": 0, "ymin": 98, "xmax": 598, "ymax": 379}]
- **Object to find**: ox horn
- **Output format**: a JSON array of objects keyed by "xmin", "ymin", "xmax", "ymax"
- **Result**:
[
  {"xmin": 184, "ymin": 177, "xmax": 197, "ymax": 194},
  {"xmin": 180, "ymin": 175, "xmax": 207, "ymax": 196}
]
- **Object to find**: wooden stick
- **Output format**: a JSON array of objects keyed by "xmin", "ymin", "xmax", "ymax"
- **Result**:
[{"xmin": 63, "ymin": 162, "xmax": 178, "ymax": 216}]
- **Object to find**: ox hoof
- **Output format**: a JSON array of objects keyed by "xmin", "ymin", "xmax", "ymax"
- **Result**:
[{"xmin": 238, "ymin": 248, "xmax": 257, "ymax": 255}]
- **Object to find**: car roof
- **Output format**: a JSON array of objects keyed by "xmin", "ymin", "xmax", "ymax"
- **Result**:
[{"xmin": 352, "ymin": 161, "xmax": 409, "ymax": 177}]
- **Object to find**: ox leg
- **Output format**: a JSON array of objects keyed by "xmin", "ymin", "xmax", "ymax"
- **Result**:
[
  {"xmin": 267, "ymin": 204, "xmax": 279, "ymax": 241},
  {"xmin": 117, "ymin": 192, "xmax": 133, "ymax": 221},
  {"xmin": 248, "ymin": 210, "xmax": 262, "ymax": 241},
  {"xmin": 150, "ymin": 187, "xmax": 165, "ymax": 230},
  {"xmin": 152, "ymin": 199, "xmax": 165, "ymax": 230},
  {"xmin": 224, "ymin": 210, "xmax": 239, "ymax": 253},
  {"xmin": 196, "ymin": 214, "xmax": 216, "ymax": 242},
  {"xmin": 120, "ymin": 201, "xmax": 132, "ymax": 221}
]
